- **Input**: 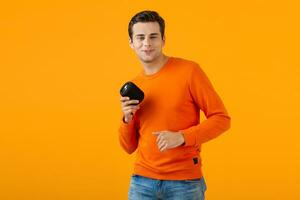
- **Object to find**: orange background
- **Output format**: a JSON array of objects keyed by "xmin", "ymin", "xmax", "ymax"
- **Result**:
[{"xmin": 1, "ymin": 1, "xmax": 299, "ymax": 199}]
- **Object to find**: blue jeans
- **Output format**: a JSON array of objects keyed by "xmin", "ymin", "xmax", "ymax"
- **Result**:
[{"xmin": 128, "ymin": 174, "xmax": 207, "ymax": 200}]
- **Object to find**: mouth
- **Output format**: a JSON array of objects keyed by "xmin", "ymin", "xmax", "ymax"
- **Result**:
[{"xmin": 143, "ymin": 49, "xmax": 154, "ymax": 54}]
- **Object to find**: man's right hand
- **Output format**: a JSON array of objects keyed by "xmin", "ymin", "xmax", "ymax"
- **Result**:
[{"xmin": 120, "ymin": 96, "xmax": 140, "ymax": 123}]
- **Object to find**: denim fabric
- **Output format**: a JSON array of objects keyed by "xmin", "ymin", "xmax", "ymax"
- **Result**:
[{"xmin": 128, "ymin": 174, "xmax": 207, "ymax": 200}]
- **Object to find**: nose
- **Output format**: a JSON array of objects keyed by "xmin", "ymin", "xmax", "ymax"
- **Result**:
[{"xmin": 143, "ymin": 37, "xmax": 151, "ymax": 47}]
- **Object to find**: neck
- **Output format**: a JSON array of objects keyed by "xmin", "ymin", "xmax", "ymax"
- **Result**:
[{"xmin": 141, "ymin": 54, "xmax": 169, "ymax": 75}]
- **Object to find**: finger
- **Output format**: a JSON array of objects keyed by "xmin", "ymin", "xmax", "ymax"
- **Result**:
[
  {"xmin": 152, "ymin": 133, "xmax": 161, "ymax": 143},
  {"xmin": 120, "ymin": 96, "xmax": 130, "ymax": 102},
  {"xmin": 157, "ymin": 133, "xmax": 166, "ymax": 142},
  {"xmin": 123, "ymin": 100, "xmax": 139, "ymax": 106},
  {"xmin": 123, "ymin": 106, "xmax": 139, "ymax": 114},
  {"xmin": 158, "ymin": 139, "xmax": 165, "ymax": 150},
  {"xmin": 123, "ymin": 111, "xmax": 133, "ymax": 117},
  {"xmin": 123, "ymin": 105, "xmax": 140, "ymax": 116},
  {"xmin": 160, "ymin": 130, "xmax": 168, "ymax": 133},
  {"xmin": 157, "ymin": 138, "xmax": 165, "ymax": 148},
  {"xmin": 156, "ymin": 134, "xmax": 163, "ymax": 143},
  {"xmin": 123, "ymin": 104, "xmax": 139, "ymax": 110},
  {"xmin": 123, "ymin": 108, "xmax": 134, "ymax": 115},
  {"xmin": 159, "ymin": 141, "xmax": 168, "ymax": 152},
  {"xmin": 152, "ymin": 132, "xmax": 161, "ymax": 136},
  {"xmin": 160, "ymin": 145, "xmax": 167, "ymax": 152},
  {"xmin": 122, "ymin": 107, "xmax": 133, "ymax": 113},
  {"xmin": 122, "ymin": 102, "xmax": 134, "ymax": 108}
]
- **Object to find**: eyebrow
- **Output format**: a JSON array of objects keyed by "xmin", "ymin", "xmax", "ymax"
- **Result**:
[{"xmin": 135, "ymin": 33, "xmax": 159, "ymax": 37}]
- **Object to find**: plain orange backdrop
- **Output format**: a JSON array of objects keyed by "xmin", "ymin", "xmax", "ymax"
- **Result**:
[{"xmin": 0, "ymin": 1, "xmax": 299, "ymax": 199}]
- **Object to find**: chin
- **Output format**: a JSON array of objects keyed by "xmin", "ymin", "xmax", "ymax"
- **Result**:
[{"xmin": 140, "ymin": 56, "xmax": 155, "ymax": 63}]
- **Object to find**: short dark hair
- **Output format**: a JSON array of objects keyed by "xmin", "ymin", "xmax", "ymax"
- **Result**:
[{"xmin": 128, "ymin": 10, "xmax": 165, "ymax": 41}]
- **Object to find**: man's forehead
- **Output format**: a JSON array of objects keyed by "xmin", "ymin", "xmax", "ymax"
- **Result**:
[
  {"xmin": 132, "ymin": 22, "xmax": 161, "ymax": 36},
  {"xmin": 134, "ymin": 33, "xmax": 160, "ymax": 37}
]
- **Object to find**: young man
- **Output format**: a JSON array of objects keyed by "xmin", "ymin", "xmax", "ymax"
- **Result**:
[{"xmin": 119, "ymin": 10, "xmax": 231, "ymax": 200}]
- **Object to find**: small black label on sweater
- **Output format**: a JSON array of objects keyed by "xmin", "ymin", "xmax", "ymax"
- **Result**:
[{"xmin": 193, "ymin": 157, "xmax": 198, "ymax": 165}]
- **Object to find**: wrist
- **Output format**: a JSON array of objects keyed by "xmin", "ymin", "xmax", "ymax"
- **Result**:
[
  {"xmin": 123, "ymin": 114, "xmax": 133, "ymax": 124},
  {"xmin": 179, "ymin": 132, "xmax": 185, "ymax": 146},
  {"xmin": 122, "ymin": 117, "xmax": 127, "ymax": 123}
]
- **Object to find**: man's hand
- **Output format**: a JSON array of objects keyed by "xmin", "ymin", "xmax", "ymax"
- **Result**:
[
  {"xmin": 120, "ymin": 96, "xmax": 140, "ymax": 123},
  {"xmin": 152, "ymin": 131, "xmax": 185, "ymax": 152}
]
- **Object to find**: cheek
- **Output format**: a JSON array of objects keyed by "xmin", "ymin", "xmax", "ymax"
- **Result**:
[
  {"xmin": 133, "ymin": 42, "xmax": 142, "ymax": 48},
  {"xmin": 154, "ymin": 41, "xmax": 163, "ymax": 48}
]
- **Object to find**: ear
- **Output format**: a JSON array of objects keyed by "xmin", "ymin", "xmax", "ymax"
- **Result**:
[
  {"xmin": 162, "ymin": 35, "xmax": 166, "ymax": 47},
  {"xmin": 129, "ymin": 37, "xmax": 134, "ymax": 49}
]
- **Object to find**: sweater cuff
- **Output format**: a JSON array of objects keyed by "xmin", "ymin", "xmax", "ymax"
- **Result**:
[
  {"xmin": 181, "ymin": 129, "xmax": 196, "ymax": 147},
  {"xmin": 120, "ymin": 116, "xmax": 135, "ymax": 129}
]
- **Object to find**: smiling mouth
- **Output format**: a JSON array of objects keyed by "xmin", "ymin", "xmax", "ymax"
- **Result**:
[{"xmin": 143, "ymin": 50, "xmax": 154, "ymax": 54}]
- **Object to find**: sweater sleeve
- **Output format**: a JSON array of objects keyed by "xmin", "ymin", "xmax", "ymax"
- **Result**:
[
  {"xmin": 180, "ymin": 64, "xmax": 231, "ymax": 147},
  {"xmin": 118, "ymin": 114, "xmax": 140, "ymax": 154}
]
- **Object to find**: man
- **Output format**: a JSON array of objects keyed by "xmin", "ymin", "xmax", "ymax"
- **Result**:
[{"xmin": 119, "ymin": 10, "xmax": 231, "ymax": 200}]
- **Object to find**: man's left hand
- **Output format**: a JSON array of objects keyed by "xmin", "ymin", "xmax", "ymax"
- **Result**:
[{"xmin": 152, "ymin": 131, "xmax": 185, "ymax": 152}]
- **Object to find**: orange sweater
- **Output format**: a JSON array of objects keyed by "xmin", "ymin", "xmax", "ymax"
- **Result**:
[{"xmin": 119, "ymin": 57, "xmax": 231, "ymax": 180}]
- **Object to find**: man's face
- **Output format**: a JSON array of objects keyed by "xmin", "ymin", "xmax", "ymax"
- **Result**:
[{"xmin": 129, "ymin": 22, "xmax": 165, "ymax": 63}]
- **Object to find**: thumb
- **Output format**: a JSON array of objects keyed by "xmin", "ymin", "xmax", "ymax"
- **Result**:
[{"xmin": 152, "ymin": 132, "xmax": 160, "ymax": 136}]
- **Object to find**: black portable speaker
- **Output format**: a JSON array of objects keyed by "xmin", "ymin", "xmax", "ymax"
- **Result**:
[{"xmin": 120, "ymin": 81, "xmax": 144, "ymax": 104}]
